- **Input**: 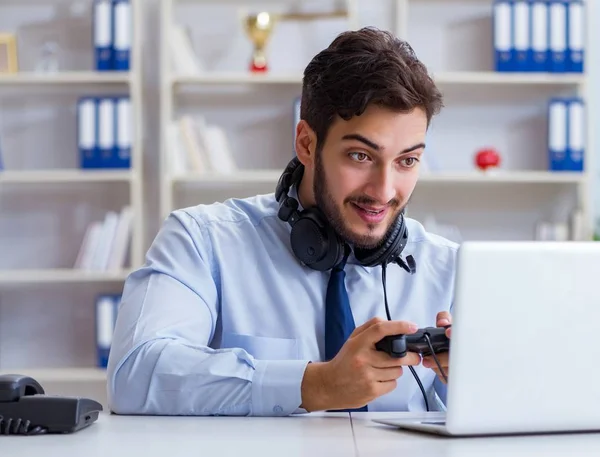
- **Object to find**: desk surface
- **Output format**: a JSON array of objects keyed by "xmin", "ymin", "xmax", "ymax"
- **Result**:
[{"xmin": 4, "ymin": 412, "xmax": 600, "ymax": 456}]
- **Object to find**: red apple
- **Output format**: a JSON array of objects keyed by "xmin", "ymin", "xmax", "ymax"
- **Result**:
[{"xmin": 475, "ymin": 148, "xmax": 501, "ymax": 171}]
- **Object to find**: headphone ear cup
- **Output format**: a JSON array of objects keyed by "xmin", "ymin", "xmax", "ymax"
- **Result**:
[
  {"xmin": 290, "ymin": 209, "xmax": 346, "ymax": 271},
  {"xmin": 353, "ymin": 212, "xmax": 408, "ymax": 267}
]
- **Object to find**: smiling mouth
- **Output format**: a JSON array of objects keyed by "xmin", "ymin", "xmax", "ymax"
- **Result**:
[
  {"xmin": 354, "ymin": 204, "xmax": 384, "ymax": 215},
  {"xmin": 350, "ymin": 202, "xmax": 389, "ymax": 223}
]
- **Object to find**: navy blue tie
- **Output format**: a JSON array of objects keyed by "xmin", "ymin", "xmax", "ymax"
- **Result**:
[{"xmin": 325, "ymin": 251, "xmax": 368, "ymax": 412}]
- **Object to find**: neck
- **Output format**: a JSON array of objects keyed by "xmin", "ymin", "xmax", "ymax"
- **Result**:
[{"xmin": 297, "ymin": 166, "xmax": 316, "ymax": 209}]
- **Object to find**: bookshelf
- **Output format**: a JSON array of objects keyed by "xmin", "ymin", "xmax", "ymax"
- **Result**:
[
  {"xmin": 0, "ymin": 0, "xmax": 143, "ymax": 404},
  {"xmin": 159, "ymin": 0, "xmax": 595, "ymax": 243}
]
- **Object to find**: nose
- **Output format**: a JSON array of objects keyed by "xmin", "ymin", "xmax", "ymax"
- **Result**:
[{"xmin": 367, "ymin": 166, "xmax": 396, "ymax": 205}]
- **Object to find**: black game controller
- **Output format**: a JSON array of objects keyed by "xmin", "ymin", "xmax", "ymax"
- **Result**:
[{"xmin": 375, "ymin": 327, "xmax": 450, "ymax": 358}]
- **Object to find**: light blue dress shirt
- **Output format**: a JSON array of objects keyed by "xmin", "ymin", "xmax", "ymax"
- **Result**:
[{"xmin": 107, "ymin": 188, "xmax": 458, "ymax": 416}]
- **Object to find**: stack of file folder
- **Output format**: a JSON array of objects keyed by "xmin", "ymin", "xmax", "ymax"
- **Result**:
[{"xmin": 493, "ymin": 0, "xmax": 584, "ymax": 73}]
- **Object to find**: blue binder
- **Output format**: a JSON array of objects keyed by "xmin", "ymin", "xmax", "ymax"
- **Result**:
[
  {"xmin": 114, "ymin": 96, "xmax": 132, "ymax": 168},
  {"xmin": 513, "ymin": 0, "xmax": 531, "ymax": 71},
  {"xmin": 493, "ymin": 0, "xmax": 514, "ymax": 72},
  {"xmin": 548, "ymin": 97, "xmax": 568, "ymax": 171},
  {"xmin": 530, "ymin": 0, "xmax": 549, "ymax": 72},
  {"xmin": 112, "ymin": 0, "xmax": 131, "ymax": 71},
  {"xmin": 93, "ymin": 0, "xmax": 113, "ymax": 71},
  {"xmin": 565, "ymin": 97, "xmax": 585, "ymax": 171},
  {"xmin": 549, "ymin": 1, "xmax": 567, "ymax": 73},
  {"xmin": 97, "ymin": 97, "xmax": 116, "ymax": 168},
  {"xmin": 78, "ymin": 97, "xmax": 98, "ymax": 168},
  {"xmin": 567, "ymin": 0, "xmax": 584, "ymax": 73}
]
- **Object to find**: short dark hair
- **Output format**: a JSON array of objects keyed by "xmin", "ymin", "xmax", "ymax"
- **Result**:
[{"xmin": 300, "ymin": 27, "xmax": 443, "ymax": 148}]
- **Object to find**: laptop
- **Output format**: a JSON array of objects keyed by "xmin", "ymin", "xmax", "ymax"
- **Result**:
[{"xmin": 375, "ymin": 241, "xmax": 600, "ymax": 437}]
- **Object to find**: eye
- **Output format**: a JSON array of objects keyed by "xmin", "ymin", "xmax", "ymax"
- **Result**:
[
  {"xmin": 401, "ymin": 157, "xmax": 419, "ymax": 168},
  {"xmin": 348, "ymin": 152, "xmax": 370, "ymax": 162}
]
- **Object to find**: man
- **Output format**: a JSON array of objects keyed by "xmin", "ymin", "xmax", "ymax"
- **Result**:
[{"xmin": 107, "ymin": 27, "xmax": 457, "ymax": 416}]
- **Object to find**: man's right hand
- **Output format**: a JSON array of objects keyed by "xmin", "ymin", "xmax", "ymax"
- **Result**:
[{"xmin": 300, "ymin": 317, "xmax": 421, "ymax": 412}]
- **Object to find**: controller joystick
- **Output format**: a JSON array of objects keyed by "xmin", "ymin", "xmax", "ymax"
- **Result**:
[{"xmin": 375, "ymin": 327, "xmax": 450, "ymax": 358}]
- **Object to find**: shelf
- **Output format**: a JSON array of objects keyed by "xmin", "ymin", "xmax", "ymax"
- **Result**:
[
  {"xmin": 418, "ymin": 171, "xmax": 587, "ymax": 184},
  {"xmin": 0, "ymin": 367, "xmax": 107, "ymax": 383},
  {"xmin": 0, "ymin": 71, "xmax": 131, "ymax": 85},
  {"xmin": 172, "ymin": 170, "xmax": 586, "ymax": 186},
  {"xmin": 0, "ymin": 269, "xmax": 132, "ymax": 285},
  {"xmin": 432, "ymin": 71, "xmax": 586, "ymax": 86},
  {"xmin": 173, "ymin": 170, "xmax": 282, "ymax": 184},
  {"xmin": 0, "ymin": 170, "xmax": 135, "ymax": 184},
  {"xmin": 172, "ymin": 71, "xmax": 585, "ymax": 88},
  {"xmin": 172, "ymin": 73, "xmax": 303, "ymax": 86}
]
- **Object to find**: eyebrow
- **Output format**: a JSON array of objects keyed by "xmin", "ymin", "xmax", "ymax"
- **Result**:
[{"xmin": 341, "ymin": 134, "xmax": 425, "ymax": 154}]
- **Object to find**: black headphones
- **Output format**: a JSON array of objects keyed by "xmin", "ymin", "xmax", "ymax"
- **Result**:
[{"xmin": 275, "ymin": 157, "xmax": 416, "ymax": 273}]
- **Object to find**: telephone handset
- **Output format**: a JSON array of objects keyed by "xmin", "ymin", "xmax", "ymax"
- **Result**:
[{"xmin": 0, "ymin": 373, "xmax": 103, "ymax": 435}]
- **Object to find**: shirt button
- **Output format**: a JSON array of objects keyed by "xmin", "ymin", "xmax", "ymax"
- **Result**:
[{"xmin": 273, "ymin": 405, "xmax": 283, "ymax": 413}]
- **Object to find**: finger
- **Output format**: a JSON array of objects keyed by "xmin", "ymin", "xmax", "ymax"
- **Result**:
[
  {"xmin": 423, "ymin": 353, "xmax": 448, "ymax": 369},
  {"xmin": 446, "ymin": 327, "xmax": 452, "ymax": 338},
  {"xmin": 436, "ymin": 311, "xmax": 452, "ymax": 328},
  {"xmin": 370, "ymin": 350, "xmax": 422, "ymax": 368},
  {"xmin": 375, "ymin": 366, "xmax": 403, "ymax": 382},
  {"xmin": 351, "ymin": 317, "xmax": 385, "ymax": 339},
  {"xmin": 363, "ymin": 320, "xmax": 419, "ymax": 344},
  {"xmin": 375, "ymin": 379, "xmax": 398, "ymax": 398}
]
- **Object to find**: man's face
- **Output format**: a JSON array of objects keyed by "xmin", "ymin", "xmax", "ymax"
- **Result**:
[{"xmin": 312, "ymin": 104, "xmax": 427, "ymax": 249}]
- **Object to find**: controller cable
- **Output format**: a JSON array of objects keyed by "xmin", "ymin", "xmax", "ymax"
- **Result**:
[{"xmin": 381, "ymin": 262, "xmax": 448, "ymax": 412}]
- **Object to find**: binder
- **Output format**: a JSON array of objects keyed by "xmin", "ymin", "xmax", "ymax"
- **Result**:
[
  {"xmin": 493, "ymin": 0, "xmax": 513, "ymax": 72},
  {"xmin": 93, "ymin": 0, "xmax": 113, "ymax": 71},
  {"xmin": 549, "ymin": 1, "xmax": 567, "ymax": 73},
  {"xmin": 566, "ymin": 98, "xmax": 585, "ymax": 172},
  {"xmin": 98, "ymin": 97, "xmax": 116, "ymax": 168},
  {"xmin": 513, "ymin": 0, "xmax": 530, "ymax": 71},
  {"xmin": 112, "ymin": 0, "xmax": 131, "ymax": 71},
  {"xmin": 115, "ymin": 96, "xmax": 132, "ymax": 168},
  {"xmin": 531, "ymin": 0, "xmax": 549, "ymax": 72},
  {"xmin": 95, "ymin": 294, "xmax": 117, "ymax": 368},
  {"xmin": 78, "ymin": 97, "xmax": 98, "ymax": 168},
  {"xmin": 567, "ymin": 0, "xmax": 584, "ymax": 73},
  {"xmin": 548, "ymin": 98, "xmax": 567, "ymax": 171}
]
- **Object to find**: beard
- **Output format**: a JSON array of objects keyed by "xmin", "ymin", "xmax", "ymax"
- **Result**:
[{"xmin": 313, "ymin": 151, "xmax": 404, "ymax": 250}]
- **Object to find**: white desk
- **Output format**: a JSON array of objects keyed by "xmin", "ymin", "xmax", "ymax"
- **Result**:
[
  {"xmin": 1, "ymin": 411, "xmax": 354, "ymax": 457},
  {"xmin": 350, "ymin": 412, "xmax": 600, "ymax": 456},
  {"xmin": 4, "ymin": 411, "xmax": 600, "ymax": 456}
]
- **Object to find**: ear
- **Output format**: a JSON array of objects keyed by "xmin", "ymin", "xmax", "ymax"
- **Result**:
[{"xmin": 295, "ymin": 120, "xmax": 317, "ymax": 169}]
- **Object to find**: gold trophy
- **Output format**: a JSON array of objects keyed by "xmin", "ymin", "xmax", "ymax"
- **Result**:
[
  {"xmin": 244, "ymin": 9, "xmax": 348, "ymax": 73},
  {"xmin": 244, "ymin": 12, "xmax": 275, "ymax": 73},
  {"xmin": 0, "ymin": 33, "xmax": 18, "ymax": 74}
]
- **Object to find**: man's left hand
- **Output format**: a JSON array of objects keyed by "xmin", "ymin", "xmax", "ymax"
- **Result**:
[{"xmin": 422, "ymin": 311, "xmax": 451, "ymax": 384}]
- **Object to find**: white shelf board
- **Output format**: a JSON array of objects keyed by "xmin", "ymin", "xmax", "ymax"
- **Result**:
[
  {"xmin": 172, "ymin": 170, "xmax": 586, "ymax": 186},
  {"xmin": 433, "ymin": 71, "xmax": 586, "ymax": 86},
  {"xmin": 172, "ymin": 71, "xmax": 585, "ymax": 87},
  {"xmin": 173, "ymin": 169, "xmax": 282, "ymax": 184},
  {"xmin": 0, "ymin": 367, "xmax": 107, "ymax": 383},
  {"xmin": 418, "ymin": 171, "xmax": 587, "ymax": 184},
  {"xmin": 172, "ymin": 73, "xmax": 303, "ymax": 86},
  {"xmin": 0, "ymin": 170, "xmax": 135, "ymax": 184},
  {"xmin": 0, "ymin": 71, "xmax": 131, "ymax": 85},
  {"xmin": 0, "ymin": 269, "xmax": 131, "ymax": 285}
]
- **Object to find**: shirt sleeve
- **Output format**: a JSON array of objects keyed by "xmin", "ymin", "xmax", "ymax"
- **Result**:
[{"xmin": 106, "ymin": 211, "xmax": 310, "ymax": 416}]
